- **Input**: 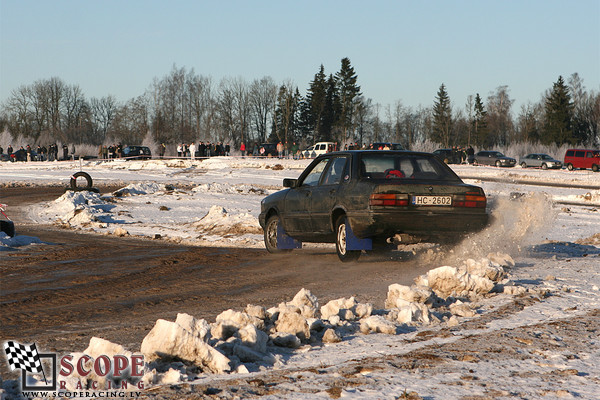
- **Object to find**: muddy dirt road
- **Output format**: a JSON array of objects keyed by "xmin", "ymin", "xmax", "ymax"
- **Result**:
[{"xmin": 0, "ymin": 186, "xmax": 432, "ymax": 358}]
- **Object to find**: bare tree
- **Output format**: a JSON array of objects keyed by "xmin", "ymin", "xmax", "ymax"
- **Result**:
[
  {"xmin": 249, "ymin": 76, "xmax": 277, "ymax": 144},
  {"xmin": 487, "ymin": 86, "xmax": 514, "ymax": 146},
  {"xmin": 90, "ymin": 95, "xmax": 117, "ymax": 143}
]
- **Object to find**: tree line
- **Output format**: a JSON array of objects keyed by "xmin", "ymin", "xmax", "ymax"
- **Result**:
[{"xmin": 1, "ymin": 58, "xmax": 598, "ymax": 151}]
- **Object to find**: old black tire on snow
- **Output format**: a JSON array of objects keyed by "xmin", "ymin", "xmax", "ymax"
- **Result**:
[
  {"xmin": 1, "ymin": 220, "xmax": 15, "ymax": 238},
  {"xmin": 335, "ymin": 215, "xmax": 361, "ymax": 262},
  {"xmin": 70, "ymin": 171, "xmax": 93, "ymax": 190}
]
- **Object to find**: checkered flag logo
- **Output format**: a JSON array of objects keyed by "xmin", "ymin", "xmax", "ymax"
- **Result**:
[{"xmin": 3, "ymin": 341, "xmax": 43, "ymax": 374}]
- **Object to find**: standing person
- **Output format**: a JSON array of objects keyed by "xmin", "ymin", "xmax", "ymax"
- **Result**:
[
  {"xmin": 53, "ymin": 143, "xmax": 58, "ymax": 161},
  {"xmin": 0, "ymin": 145, "xmax": 3, "ymax": 156},
  {"xmin": 240, "ymin": 142, "xmax": 246, "ymax": 157},
  {"xmin": 291, "ymin": 142, "xmax": 299, "ymax": 160},
  {"xmin": 466, "ymin": 145, "xmax": 475, "ymax": 164},
  {"xmin": 7, "ymin": 145, "xmax": 13, "ymax": 156},
  {"xmin": 189, "ymin": 142, "xmax": 196, "ymax": 160},
  {"xmin": 71, "ymin": 144, "xmax": 76, "ymax": 160},
  {"xmin": 198, "ymin": 142, "xmax": 206, "ymax": 158},
  {"xmin": 159, "ymin": 143, "xmax": 166, "ymax": 159},
  {"xmin": 277, "ymin": 141, "xmax": 284, "ymax": 159},
  {"xmin": 225, "ymin": 143, "xmax": 230, "ymax": 156},
  {"xmin": 176, "ymin": 144, "xmax": 182, "ymax": 158},
  {"xmin": 62, "ymin": 144, "xmax": 68, "ymax": 160}
]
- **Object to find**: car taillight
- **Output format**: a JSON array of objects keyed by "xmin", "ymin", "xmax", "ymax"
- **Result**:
[
  {"xmin": 369, "ymin": 193, "xmax": 409, "ymax": 206},
  {"xmin": 454, "ymin": 192, "xmax": 487, "ymax": 208}
]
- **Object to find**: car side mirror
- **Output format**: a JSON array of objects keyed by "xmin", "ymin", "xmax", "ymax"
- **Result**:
[{"xmin": 283, "ymin": 178, "xmax": 298, "ymax": 188}]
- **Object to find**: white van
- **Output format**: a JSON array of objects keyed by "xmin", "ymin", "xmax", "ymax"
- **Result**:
[{"xmin": 302, "ymin": 142, "xmax": 337, "ymax": 158}]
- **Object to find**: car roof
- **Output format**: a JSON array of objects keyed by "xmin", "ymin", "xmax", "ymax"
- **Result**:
[{"xmin": 316, "ymin": 149, "xmax": 432, "ymax": 157}]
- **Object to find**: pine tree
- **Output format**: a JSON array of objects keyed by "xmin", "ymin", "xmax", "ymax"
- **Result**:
[
  {"xmin": 543, "ymin": 76, "xmax": 574, "ymax": 145},
  {"xmin": 432, "ymin": 84, "xmax": 452, "ymax": 147},
  {"xmin": 334, "ymin": 57, "xmax": 361, "ymax": 143},
  {"xmin": 473, "ymin": 93, "xmax": 488, "ymax": 147},
  {"xmin": 320, "ymin": 75, "xmax": 339, "ymax": 142},
  {"xmin": 304, "ymin": 65, "xmax": 327, "ymax": 143}
]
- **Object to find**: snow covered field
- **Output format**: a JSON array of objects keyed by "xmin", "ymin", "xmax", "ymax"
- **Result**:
[{"xmin": 1, "ymin": 157, "xmax": 600, "ymax": 399}]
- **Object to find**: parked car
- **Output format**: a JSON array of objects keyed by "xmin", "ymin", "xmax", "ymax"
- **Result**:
[
  {"xmin": 371, "ymin": 142, "xmax": 404, "ymax": 150},
  {"xmin": 519, "ymin": 153, "xmax": 562, "ymax": 169},
  {"xmin": 564, "ymin": 149, "xmax": 600, "ymax": 172},
  {"xmin": 474, "ymin": 151, "xmax": 516, "ymax": 167},
  {"xmin": 259, "ymin": 150, "xmax": 489, "ymax": 262},
  {"xmin": 122, "ymin": 146, "xmax": 152, "ymax": 160},
  {"xmin": 302, "ymin": 142, "xmax": 336, "ymax": 158},
  {"xmin": 433, "ymin": 148, "xmax": 463, "ymax": 164}
]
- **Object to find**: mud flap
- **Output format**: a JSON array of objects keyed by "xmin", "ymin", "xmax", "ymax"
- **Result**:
[
  {"xmin": 346, "ymin": 222, "xmax": 372, "ymax": 251},
  {"xmin": 277, "ymin": 224, "xmax": 302, "ymax": 249}
]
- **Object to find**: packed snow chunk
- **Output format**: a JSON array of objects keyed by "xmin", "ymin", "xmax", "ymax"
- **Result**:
[
  {"xmin": 234, "ymin": 324, "xmax": 268, "ymax": 353},
  {"xmin": 141, "ymin": 319, "xmax": 230, "ymax": 374},
  {"xmin": 270, "ymin": 332, "xmax": 301, "ymax": 348},
  {"xmin": 175, "ymin": 313, "xmax": 211, "ymax": 342},
  {"xmin": 192, "ymin": 183, "xmax": 268, "ymax": 196},
  {"xmin": 245, "ymin": 304, "xmax": 267, "ymax": 320},
  {"xmin": 113, "ymin": 183, "xmax": 167, "ymax": 197},
  {"xmin": 359, "ymin": 316, "xmax": 397, "ymax": 335},
  {"xmin": 322, "ymin": 328, "xmax": 342, "ymax": 343},
  {"xmin": 275, "ymin": 311, "xmax": 310, "ymax": 341},
  {"xmin": 449, "ymin": 301, "xmax": 476, "ymax": 318},
  {"xmin": 386, "ymin": 284, "xmax": 436, "ymax": 309},
  {"xmin": 215, "ymin": 309, "xmax": 264, "ymax": 330},
  {"xmin": 113, "ymin": 227, "xmax": 129, "ymax": 237},
  {"xmin": 84, "ymin": 337, "xmax": 132, "ymax": 359},
  {"xmin": 157, "ymin": 368, "xmax": 182, "ymax": 385},
  {"xmin": 415, "ymin": 266, "xmax": 496, "ymax": 299},
  {"xmin": 288, "ymin": 288, "xmax": 320, "ymax": 318},
  {"xmin": 191, "ymin": 205, "xmax": 261, "ymax": 236},
  {"xmin": 464, "ymin": 258, "xmax": 506, "ymax": 283},
  {"xmin": 320, "ymin": 297, "xmax": 357, "ymax": 320},
  {"xmin": 396, "ymin": 303, "xmax": 435, "ymax": 325},
  {"xmin": 487, "ymin": 252, "xmax": 515, "ymax": 268}
]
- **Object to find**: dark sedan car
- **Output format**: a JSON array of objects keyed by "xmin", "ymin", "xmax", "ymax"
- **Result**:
[
  {"xmin": 122, "ymin": 146, "xmax": 152, "ymax": 160},
  {"xmin": 474, "ymin": 151, "xmax": 516, "ymax": 167},
  {"xmin": 259, "ymin": 150, "xmax": 489, "ymax": 261},
  {"xmin": 519, "ymin": 153, "xmax": 562, "ymax": 169}
]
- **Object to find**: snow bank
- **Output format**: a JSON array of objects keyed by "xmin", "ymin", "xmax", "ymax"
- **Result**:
[
  {"xmin": 70, "ymin": 253, "xmax": 545, "ymax": 389},
  {"xmin": 0, "ymin": 232, "xmax": 44, "ymax": 250}
]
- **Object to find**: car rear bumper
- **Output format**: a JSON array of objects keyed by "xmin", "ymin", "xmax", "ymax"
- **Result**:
[{"xmin": 348, "ymin": 209, "xmax": 489, "ymax": 239}]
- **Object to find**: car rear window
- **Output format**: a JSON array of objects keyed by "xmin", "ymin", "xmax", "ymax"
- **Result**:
[{"xmin": 359, "ymin": 154, "xmax": 460, "ymax": 181}]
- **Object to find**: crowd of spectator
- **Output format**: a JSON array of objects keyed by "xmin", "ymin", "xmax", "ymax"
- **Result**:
[{"xmin": 0, "ymin": 143, "xmax": 74, "ymax": 162}]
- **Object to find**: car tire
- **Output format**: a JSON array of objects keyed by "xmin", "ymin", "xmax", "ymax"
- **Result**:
[
  {"xmin": 335, "ymin": 216, "xmax": 361, "ymax": 262},
  {"xmin": 70, "ymin": 171, "xmax": 93, "ymax": 190},
  {"xmin": 1, "ymin": 220, "xmax": 15, "ymax": 238},
  {"xmin": 520, "ymin": 162, "xmax": 527, "ymax": 168},
  {"xmin": 495, "ymin": 160, "xmax": 502, "ymax": 167},
  {"xmin": 567, "ymin": 163, "xmax": 574, "ymax": 171},
  {"xmin": 264, "ymin": 214, "xmax": 290, "ymax": 253},
  {"xmin": 542, "ymin": 163, "xmax": 548, "ymax": 170},
  {"xmin": 593, "ymin": 164, "xmax": 599, "ymax": 172}
]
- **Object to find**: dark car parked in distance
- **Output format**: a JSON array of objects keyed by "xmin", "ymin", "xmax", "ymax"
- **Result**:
[
  {"xmin": 433, "ymin": 148, "xmax": 463, "ymax": 164},
  {"xmin": 122, "ymin": 146, "xmax": 152, "ymax": 160},
  {"xmin": 259, "ymin": 150, "xmax": 489, "ymax": 261},
  {"xmin": 474, "ymin": 151, "xmax": 516, "ymax": 167},
  {"xmin": 519, "ymin": 153, "xmax": 562, "ymax": 169}
]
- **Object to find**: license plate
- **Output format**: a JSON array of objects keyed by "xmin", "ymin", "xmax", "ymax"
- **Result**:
[{"xmin": 411, "ymin": 196, "xmax": 452, "ymax": 206}]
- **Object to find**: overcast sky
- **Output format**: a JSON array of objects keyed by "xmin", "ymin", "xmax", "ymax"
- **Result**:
[{"xmin": 1, "ymin": 0, "xmax": 598, "ymax": 113}]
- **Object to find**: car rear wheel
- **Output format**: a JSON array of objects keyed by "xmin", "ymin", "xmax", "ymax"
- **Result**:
[
  {"xmin": 567, "ymin": 163, "xmax": 574, "ymax": 171},
  {"xmin": 541, "ymin": 163, "xmax": 548, "ymax": 170},
  {"xmin": 495, "ymin": 160, "xmax": 501, "ymax": 167},
  {"xmin": 593, "ymin": 164, "xmax": 599, "ymax": 172},
  {"xmin": 335, "ymin": 216, "xmax": 361, "ymax": 262},
  {"xmin": 264, "ymin": 214, "xmax": 290, "ymax": 253}
]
